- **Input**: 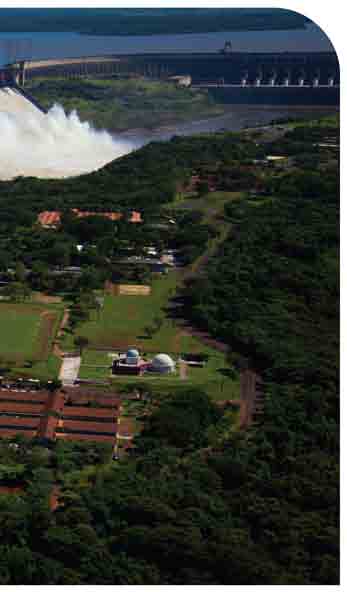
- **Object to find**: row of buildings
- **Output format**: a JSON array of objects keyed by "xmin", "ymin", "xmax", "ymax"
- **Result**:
[
  {"xmin": 37, "ymin": 209, "xmax": 143, "ymax": 229},
  {"xmin": 0, "ymin": 386, "xmax": 120, "ymax": 444}
]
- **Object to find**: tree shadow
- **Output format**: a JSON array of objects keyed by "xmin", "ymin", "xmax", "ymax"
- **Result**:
[{"xmin": 217, "ymin": 367, "xmax": 236, "ymax": 378}]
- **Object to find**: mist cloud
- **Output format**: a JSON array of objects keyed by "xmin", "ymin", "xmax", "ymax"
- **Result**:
[{"xmin": 0, "ymin": 98, "xmax": 134, "ymax": 180}]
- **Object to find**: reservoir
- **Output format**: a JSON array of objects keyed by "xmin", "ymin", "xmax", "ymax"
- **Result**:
[{"xmin": 0, "ymin": 22, "xmax": 335, "ymax": 66}]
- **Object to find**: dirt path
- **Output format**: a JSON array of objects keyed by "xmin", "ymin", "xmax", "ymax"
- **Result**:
[
  {"xmin": 53, "ymin": 308, "xmax": 70, "ymax": 358},
  {"xmin": 238, "ymin": 370, "xmax": 264, "ymax": 429},
  {"xmin": 172, "ymin": 212, "xmax": 230, "ymax": 353}
]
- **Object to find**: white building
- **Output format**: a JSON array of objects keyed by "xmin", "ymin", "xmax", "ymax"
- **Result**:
[{"xmin": 150, "ymin": 354, "xmax": 176, "ymax": 374}]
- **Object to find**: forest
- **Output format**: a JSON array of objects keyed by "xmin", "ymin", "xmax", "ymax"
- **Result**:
[
  {"xmin": 0, "ymin": 120, "xmax": 339, "ymax": 584},
  {"xmin": 0, "ymin": 132, "xmax": 263, "ymax": 228},
  {"xmin": 0, "ymin": 131, "xmax": 262, "ymax": 282}
]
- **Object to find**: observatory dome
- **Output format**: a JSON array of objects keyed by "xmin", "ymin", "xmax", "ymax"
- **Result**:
[
  {"xmin": 151, "ymin": 353, "xmax": 175, "ymax": 373},
  {"xmin": 126, "ymin": 348, "xmax": 140, "ymax": 365},
  {"xmin": 127, "ymin": 349, "xmax": 139, "ymax": 358}
]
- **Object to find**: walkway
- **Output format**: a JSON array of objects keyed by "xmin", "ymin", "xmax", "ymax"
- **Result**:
[{"xmin": 58, "ymin": 356, "xmax": 81, "ymax": 387}]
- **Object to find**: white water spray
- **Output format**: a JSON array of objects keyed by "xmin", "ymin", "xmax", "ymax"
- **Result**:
[{"xmin": 0, "ymin": 88, "xmax": 134, "ymax": 179}]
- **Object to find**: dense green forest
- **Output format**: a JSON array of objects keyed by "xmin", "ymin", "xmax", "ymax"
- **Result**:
[
  {"xmin": 0, "ymin": 8, "xmax": 308, "ymax": 35},
  {"xmin": 0, "ymin": 132, "xmax": 262, "ymax": 290},
  {"xmin": 0, "ymin": 120, "xmax": 339, "ymax": 583},
  {"xmin": 0, "ymin": 131, "xmax": 262, "ymax": 228},
  {"xmin": 181, "ymin": 133, "xmax": 339, "ymax": 582}
]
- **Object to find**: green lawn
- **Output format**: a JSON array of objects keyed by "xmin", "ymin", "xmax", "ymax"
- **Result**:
[
  {"xmin": 63, "ymin": 273, "xmax": 209, "ymax": 354},
  {"xmin": 60, "ymin": 254, "xmax": 240, "ymax": 400},
  {"xmin": 12, "ymin": 354, "xmax": 62, "ymax": 382},
  {"xmin": 79, "ymin": 347, "xmax": 239, "ymax": 402},
  {"xmin": 0, "ymin": 303, "xmax": 60, "ymax": 363},
  {"xmin": 169, "ymin": 191, "xmax": 244, "ymax": 218}
]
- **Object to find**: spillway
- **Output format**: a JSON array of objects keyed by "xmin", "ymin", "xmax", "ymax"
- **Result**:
[
  {"xmin": 0, "ymin": 86, "xmax": 133, "ymax": 180},
  {"xmin": 0, "ymin": 86, "xmax": 45, "ymax": 118}
]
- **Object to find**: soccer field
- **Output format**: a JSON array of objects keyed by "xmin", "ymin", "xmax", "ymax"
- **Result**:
[{"xmin": 0, "ymin": 303, "xmax": 59, "ymax": 362}]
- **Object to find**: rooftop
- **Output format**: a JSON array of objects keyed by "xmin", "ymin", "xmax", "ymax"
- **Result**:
[
  {"xmin": 38, "ymin": 209, "xmax": 142, "ymax": 227},
  {"xmin": 0, "ymin": 388, "xmax": 120, "ymax": 443}
]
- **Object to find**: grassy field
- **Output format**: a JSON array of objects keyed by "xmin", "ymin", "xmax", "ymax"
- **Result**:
[
  {"xmin": 26, "ymin": 77, "xmax": 227, "ymax": 132},
  {"xmin": 64, "ymin": 270, "xmax": 239, "ymax": 400},
  {"xmin": 168, "ymin": 190, "xmax": 244, "ymax": 219},
  {"xmin": 62, "ymin": 273, "xmax": 206, "ymax": 353},
  {"xmin": 0, "ymin": 303, "xmax": 61, "ymax": 363}
]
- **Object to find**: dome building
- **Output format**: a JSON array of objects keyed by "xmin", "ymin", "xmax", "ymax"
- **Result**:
[
  {"xmin": 126, "ymin": 348, "xmax": 140, "ymax": 365},
  {"xmin": 150, "ymin": 353, "xmax": 175, "ymax": 374}
]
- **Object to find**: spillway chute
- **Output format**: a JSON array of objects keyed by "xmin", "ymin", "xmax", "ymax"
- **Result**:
[{"xmin": 0, "ymin": 86, "xmax": 133, "ymax": 180}]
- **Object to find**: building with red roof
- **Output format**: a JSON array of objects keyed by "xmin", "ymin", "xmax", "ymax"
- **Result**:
[
  {"xmin": 37, "ymin": 209, "xmax": 142, "ymax": 228},
  {"xmin": 0, "ymin": 388, "xmax": 119, "ymax": 444}
]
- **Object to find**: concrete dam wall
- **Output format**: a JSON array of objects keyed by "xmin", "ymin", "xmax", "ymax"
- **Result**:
[
  {"xmin": 4, "ymin": 50, "xmax": 338, "ymax": 106},
  {"xmin": 18, "ymin": 51, "xmax": 339, "ymax": 83},
  {"xmin": 206, "ymin": 85, "xmax": 339, "ymax": 106}
]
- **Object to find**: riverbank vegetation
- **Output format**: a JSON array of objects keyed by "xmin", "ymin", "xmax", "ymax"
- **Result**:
[{"xmin": 26, "ymin": 77, "xmax": 226, "ymax": 132}]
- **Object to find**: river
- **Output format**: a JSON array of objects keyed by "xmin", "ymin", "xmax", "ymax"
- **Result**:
[
  {"xmin": 118, "ymin": 104, "xmax": 337, "ymax": 148},
  {"xmin": 0, "ymin": 22, "xmax": 334, "ymax": 65}
]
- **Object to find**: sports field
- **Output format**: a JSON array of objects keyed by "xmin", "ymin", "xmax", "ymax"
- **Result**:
[
  {"xmin": 0, "ymin": 303, "xmax": 60, "ymax": 363},
  {"xmin": 65, "ymin": 273, "xmax": 204, "ymax": 353}
]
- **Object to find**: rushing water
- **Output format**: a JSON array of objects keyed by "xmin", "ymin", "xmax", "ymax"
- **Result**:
[{"xmin": 0, "ymin": 23, "xmax": 334, "ymax": 66}]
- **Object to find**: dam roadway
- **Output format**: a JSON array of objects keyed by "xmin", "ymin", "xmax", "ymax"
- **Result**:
[
  {"xmin": 9, "ymin": 49, "xmax": 339, "ymax": 83},
  {"xmin": 2, "ymin": 48, "xmax": 339, "ymax": 105}
]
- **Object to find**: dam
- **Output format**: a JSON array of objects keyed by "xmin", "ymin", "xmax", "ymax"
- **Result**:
[{"xmin": 1, "ymin": 47, "xmax": 339, "ymax": 106}]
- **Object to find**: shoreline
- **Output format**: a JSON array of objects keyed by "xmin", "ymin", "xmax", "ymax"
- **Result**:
[{"xmin": 116, "ymin": 104, "xmax": 339, "ymax": 138}]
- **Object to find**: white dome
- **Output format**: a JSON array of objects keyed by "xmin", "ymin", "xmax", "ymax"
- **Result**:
[
  {"xmin": 127, "ymin": 348, "xmax": 139, "ymax": 358},
  {"xmin": 152, "ymin": 354, "xmax": 175, "ymax": 369}
]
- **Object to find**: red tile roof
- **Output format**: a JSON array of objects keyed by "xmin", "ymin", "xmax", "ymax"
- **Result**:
[
  {"xmin": 55, "ymin": 432, "xmax": 115, "ymax": 443},
  {"xmin": 71, "ymin": 209, "xmax": 123, "ymax": 221},
  {"xmin": 37, "ymin": 209, "xmax": 142, "ymax": 227},
  {"xmin": 58, "ymin": 419, "xmax": 117, "ymax": 435},
  {"xmin": 62, "ymin": 406, "xmax": 117, "ymax": 420},
  {"xmin": 0, "ymin": 389, "xmax": 120, "ymax": 443},
  {"xmin": 130, "ymin": 211, "xmax": 142, "ymax": 223},
  {"xmin": 0, "ymin": 391, "xmax": 49, "ymax": 404},
  {"xmin": 38, "ymin": 211, "xmax": 61, "ymax": 226},
  {"xmin": 0, "ymin": 416, "xmax": 40, "ymax": 428},
  {"xmin": 66, "ymin": 395, "xmax": 120, "ymax": 408},
  {"xmin": 44, "ymin": 390, "xmax": 65, "ymax": 415},
  {"xmin": 37, "ymin": 415, "xmax": 59, "ymax": 440},
  {"xmin": 0, "ymin": 402, "xmax": 44, "ymax": 415}
]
